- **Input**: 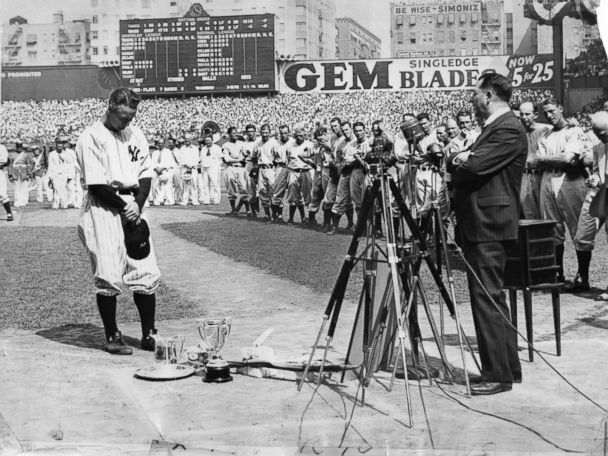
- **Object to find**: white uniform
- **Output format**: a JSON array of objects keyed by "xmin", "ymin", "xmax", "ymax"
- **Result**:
[
  {"xmin": 177, "ymin": 144, "xmax": 200, "ymax": 205},
  {"xmin": 538, "ymin": 125, "xmax": 590, "ymax": 246},
  {"xmin": 47, "ymin": 149, "xmax": 71, "ymax": 209},
  {"xmin": 0, "ymin": 145, "xmax": 9, "ymax": 205},
  {"xmin": 32, "ymin": 151, "xmax": 51, "ymax": 203},
  {"xmin": 222, "ymin": 140, "xmax": 248, "ymax": 202},
  {"xmin": 63, "ymin": 147, "xmax": 83, "ymax": 208},
  {"xmin": 152, "ymin": 147, "xmax": 177, "ymax": 205},
  {"xmin": 198, "ymin": 143, "xmax": 222, "ymax": 204},
  {"xmin": 11, "ymin": 151, "xmax": 32, "ymax": 207},
  {"xmin": 76, "ymin": 118, "xmax": 161, "ymax": 296},
  {"xmin": 253, "ymin": 138, "xmax": 278, "ymax": 208}
]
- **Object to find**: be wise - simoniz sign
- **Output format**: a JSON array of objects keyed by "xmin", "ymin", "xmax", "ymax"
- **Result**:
[{"xmin": 279, "ymin": 55, "xmax": 553, "ymax": 93}]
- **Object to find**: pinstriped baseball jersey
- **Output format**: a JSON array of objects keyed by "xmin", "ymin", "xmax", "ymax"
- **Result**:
[
  {"xmin": 275, "ymin": 138, "xmax": 293, "ymax": 164},
  {"xmin": 76, "ymin": 118, "xmax": 152, "ymax": 190},
  {"xmin": 254, "ymin": 138, "xmax": 279, "ymax": 165},
  {"xmin": 76, "ymin": 116, "xmax": 160, "ymax": 296},
  {"xmin": 537, "ymin": 125, "xmax": 589, "ymax": 159},
  {"xmin": 287, "ymin": 140, "xmax": 314, "ymax": 170}
]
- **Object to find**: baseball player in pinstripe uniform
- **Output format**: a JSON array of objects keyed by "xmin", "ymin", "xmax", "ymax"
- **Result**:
[
  {"xmin": 0, "ymin": 142, "xmax": 14, "ymax": 221},
  {"xmin": 519, "ymin": 102, "xmax": 552, "ymax": 219},
  {"xmin": 251, "ymin": 124, "xmax": 277, "ymax": 221},
  {"xmin": 285, "ymin": 127, "xmax": 314, "ymax": 225},
  {"xmin": 270, "ymin": 125, "xmax": 294, "ymax": 222},
  {"xmin": 222, "ymin": 126, "xmax": 250, "ymax": 215},
  {"xmin": 76, "ymin": 88, "xmax": 161, "ymax": 355},
  {"xmin": 537, "ymin": 98, "xmax": 591, "ymax": 288},
  {"xmin": 243, "ymin": 124, "xmax": 260, "ymax": 217},
  {"xmin": 330, "ymin": 121, "xmax": 356, "ymax": 233}
]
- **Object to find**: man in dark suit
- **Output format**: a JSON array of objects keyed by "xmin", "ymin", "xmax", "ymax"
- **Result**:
[{"xmin": 447, "ymin": 72, "xmax": 525, "ymax": 395}]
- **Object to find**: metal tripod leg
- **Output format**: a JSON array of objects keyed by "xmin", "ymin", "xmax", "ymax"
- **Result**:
[
  {"xmin": 298, "ymin": 186, "xmax": 377, "ymax": 391},
  {"xmin": 433, "ymin": 204, "xmax": 474, "ymax": 396},
  {"xmin": 380, "ymin": 173, "xmax": 413, "ymax": 427}
]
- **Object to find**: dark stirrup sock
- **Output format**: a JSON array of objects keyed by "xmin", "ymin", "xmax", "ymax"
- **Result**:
[
  {"xmin": 96, "ymin": 294, "xmax": 118, "ymax": 339},
  {"xmin": 134, "ymin": 293, "xmax": 156, "ymax": 338}
]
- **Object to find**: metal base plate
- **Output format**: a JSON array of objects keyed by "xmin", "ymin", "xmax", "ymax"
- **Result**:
[{"xmin": 134, "ymin": 364, "xmax": 195, "ymax": 381}]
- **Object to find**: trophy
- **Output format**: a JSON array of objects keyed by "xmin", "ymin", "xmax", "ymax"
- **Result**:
[{"xmin": 197, "ymin": 317, "xmax": 233, "ymax": 383}]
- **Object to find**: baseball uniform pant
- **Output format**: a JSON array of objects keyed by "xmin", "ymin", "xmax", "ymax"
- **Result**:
[
  {"xmin": 540, "ymin": 171, "xmax": 586, "ymax": 245},
  {"xmin": 78, "ymin": 194, "xmax": 161, "ymax": 296},
  {"xmin": 257, "ymin": 167, "xmax": 275, "ymax": 208},
  {"xmin": 223, "ymin": 166, "xmax": 248, "ymax": 202},
  {"xmin": 350, "ymin": 168, "xmax": 367, "ymax": 213},
  {"xmin": 13, "ymin": 178, "xmax": 30, "ymax": 207},
  {"xmin": 332, "ymin": 172, "xmax": 353, "ymax": 215},
  {"xmin": 322, "ymin": 177, "xmax": 338, "ymax": 212},
  {"xmin": 520, "ymin": 171, "xmax": 542, "ymax": 219},
  {"xmin": 0, "ymin": 171, "xmax": 9, "ymax": 204},
  {"xmin": 245, "ymin": 161, "xmax": 257, "ymax": 204},
  {"xmin": 309, "ymin": 168, "xmax": 330, "ymax": 213},
  {"xmin": 287, "ymin": 169, "xmax": 311, "ymax": 206},
  {"xmin": 198, "ymin": 166, "xmax": 221, "ymax": 204},
  {"xmin": 172, "ymin": 169, "xmax": 183, "ymax": 203},
  {"xmin": 180, "ymin": 179, "xmax": 199, "ymax": 205},
  {"xmin": 35, "ymin": 175, "xmax": 52, "ymax": 203},
  {"xmin": 51, "ymin": 175, "xmax": 69, "ymax": 209},
  {"xmin": 573, "ymin": 187, "xmax": 601, "ymax": 252},
  {"xmin": 154, "ymin": 177, "xmax": 175, "ymax": 205},
  {"xmin": 271, "ymin": 166, "xmax": 290, "ymax": 207}
]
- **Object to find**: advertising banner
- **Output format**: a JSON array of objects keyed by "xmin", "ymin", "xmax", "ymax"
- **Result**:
[{"xmin": 279, "ymin": 54, "xmax": 553, "ymax": 93}]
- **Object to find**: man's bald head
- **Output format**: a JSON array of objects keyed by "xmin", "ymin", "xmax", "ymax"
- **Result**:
[
  {"xmin": 591, "ymin": 110, "xmax": 608, "ymax": 143},
  {"xmin": 519, "ymin": 102, "xmax": 537, "ymax": 130}
]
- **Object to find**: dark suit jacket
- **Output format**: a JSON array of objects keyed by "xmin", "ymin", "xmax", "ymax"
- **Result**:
[{"xmin": 447, "ymin": 111, "xmax": 526, "ymax": 243}]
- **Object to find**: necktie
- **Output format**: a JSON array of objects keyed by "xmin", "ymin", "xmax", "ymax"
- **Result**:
[{"xmin": 207, "ymin": 147, "xmax": 211, "ymax": 157}]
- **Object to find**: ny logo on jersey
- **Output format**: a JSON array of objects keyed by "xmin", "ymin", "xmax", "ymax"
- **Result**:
[{"xmin": 128, "ymin": 145, "xmax": 141, "ymax": 162}]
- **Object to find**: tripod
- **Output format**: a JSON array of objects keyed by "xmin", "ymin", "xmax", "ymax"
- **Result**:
[{"xmin": 298, "ymin": 162, "xmax": 475, "ymax": 426}]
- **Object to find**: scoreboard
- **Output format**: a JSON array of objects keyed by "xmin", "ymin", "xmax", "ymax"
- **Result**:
[{"xmin": 120, "ymin": 14, "xmax": 276, "ymax": 95}]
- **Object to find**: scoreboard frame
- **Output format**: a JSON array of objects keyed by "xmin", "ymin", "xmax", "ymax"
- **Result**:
[{"xmin": 119, "ymin": 13, "xmax": 277, "ymax": 96}]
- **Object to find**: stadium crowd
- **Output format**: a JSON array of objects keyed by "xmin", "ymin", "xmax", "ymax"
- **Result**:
[
  {"xmin": 565, "ymin": 39, "xmax": 608, "ymax": 78},
  {"xmin": 0, "ymin": 88, "xmax": 555, "ymax": 144}
]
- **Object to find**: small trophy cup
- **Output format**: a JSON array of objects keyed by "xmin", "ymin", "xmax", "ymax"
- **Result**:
[{"xmin": 197, "ymin": 317, "xmax": 233, "ymax": 383}]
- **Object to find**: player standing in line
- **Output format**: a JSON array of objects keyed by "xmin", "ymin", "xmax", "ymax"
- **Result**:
[
  {"xmin": 222, "ymin": 126, "xmax": 249, "ymax": 215},
  {"xmin": 285, "ymin": 126, "xmax": 314, "ymax": 225},
  {"xmin": 32, "ymin": 145, "xmax": 49, "ymax": 203},
  {"xmin": 270, "ymin": 125, "xmax": 293, "ymax": 222},
  {"xmin": 349, "ymin": 121, "xmax": 371, "ymax": 222},
  {"xmin": 330, "ymin": 121, "xmax": 356, "ymax": 234},
  {"xmin": 47, "ymin": 137, "xmax": 71, "ymax": 209},
  {"xmin": 198, "ymin": 134, "xmax": 223, "ymax": 205},
  {"xmin": 152, "ymin": 137, "xmax": 177, "ymax": 206},
  {"xmin": 251, "ymin": 124, "xmax": 278, "ymax": 220},
  {"xmin": 243, "ymin": 124, "xmax": 260, "ymax": 217},
  {"xmin": 308, "ymin": 126, "xmax": 334, "ymax": 228},
  {"xmin": 76, "ymin": 88, "xmax": 161, "ymax": 355},
  {"xmin": 63, "ymin": 138, "xmax": 82, "ymax": 209},
  {"xmin": 178, "ymin": 133, "xmax": 200, "ymax": 206},
  {"xmin": 518, "ymin": 102, "xmax": 552, "ymax": 219},
  {"xmin": 536, "ymin": 98, "xmax": 591, "ymax": 287},
  {"xmin": 11, "ymin": 142, "xmax": 34, "ymax": 207},
  {"xmin": 0, "ymin": 141, "xmax": 13, "ymax": 221}
]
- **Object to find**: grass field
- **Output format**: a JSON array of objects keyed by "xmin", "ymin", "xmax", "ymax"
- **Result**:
[
  {"xmin": 2, "ymin": 198, "xmax": 606, "ymax": 331},
  {"xmin": 0, "ymin": 226, "xmax": 199, "ymax": 330}
]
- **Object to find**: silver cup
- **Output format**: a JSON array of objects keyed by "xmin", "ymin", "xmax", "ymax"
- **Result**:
[{"xmin": 197, "ymin": 317, "xmax": 231, "ymax": 368}]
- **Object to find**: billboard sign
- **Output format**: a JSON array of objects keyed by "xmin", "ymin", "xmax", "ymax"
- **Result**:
[{"xmin": 279, "ymin": 55, "xmax": 553, "ymax": 93}]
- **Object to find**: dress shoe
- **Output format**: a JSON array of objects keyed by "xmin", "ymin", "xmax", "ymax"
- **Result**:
[
  {"xmin": 564, "ymin": 275, "xmax": 590, "ymax": 293},
  {"xmin": 105, "ymin": 331, "xmax": 133, "ymax": 355},
  {"xmin": 468, "ymin": 374, "xmax": 484, "ymax": 384},
  {"xmin": 140, "ymin": 329, "xmax": 157, "ymax": 351},
  {"xmin": 513, "ymin": 371, "xmax": 522, "ymax": 384},
  {"xmin": 470, "ymin": 382, "xmax": 512, "ymax": 396}
]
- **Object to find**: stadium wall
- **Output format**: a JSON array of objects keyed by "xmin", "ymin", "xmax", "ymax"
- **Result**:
[{"xmin": 1, "ymin": 65, "xmax": 121, "ymax": 101}]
